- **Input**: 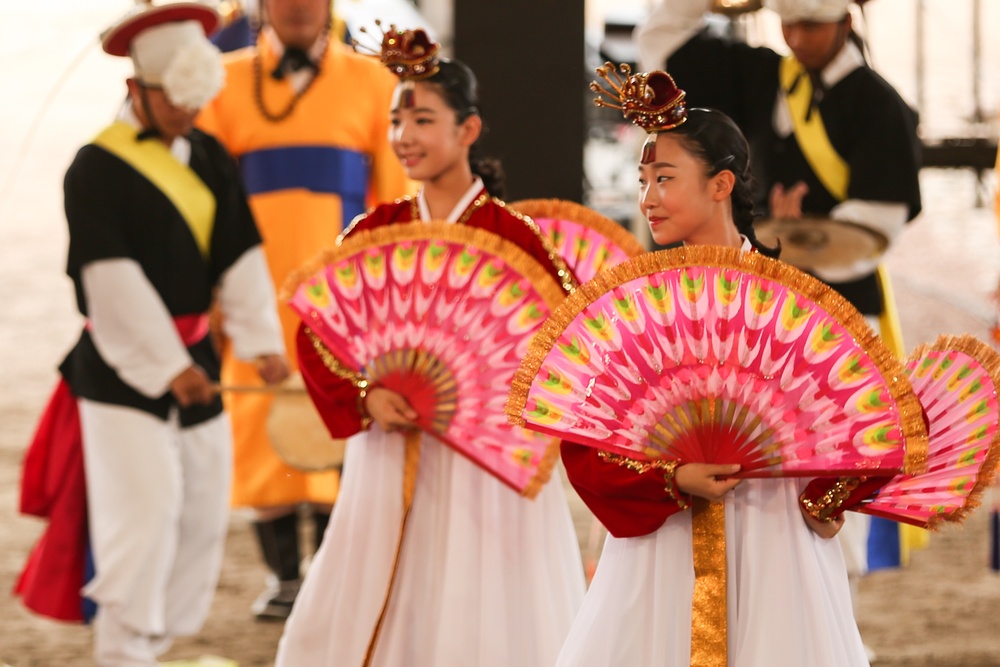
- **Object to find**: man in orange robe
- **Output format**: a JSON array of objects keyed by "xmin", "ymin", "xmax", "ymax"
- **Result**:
[{"xmin": 197, "ymin": 0, "xmax": 410, "ymax": 619}]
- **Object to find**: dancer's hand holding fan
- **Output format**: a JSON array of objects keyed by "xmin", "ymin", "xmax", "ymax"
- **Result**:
[
  {"xmin": 510, "ymin": 199, "xmax": 646, "ymax": 283},
  {"xmin": 800, "ymin": 334, "xmax": 1000, "ymax": 528},
  {"xmin": 506, "ymin": 245, "xmax": 928, "ymax": 479},
  {"xmin": 285, "ymin": 222, "xmax": 566, "ymax": 497}
]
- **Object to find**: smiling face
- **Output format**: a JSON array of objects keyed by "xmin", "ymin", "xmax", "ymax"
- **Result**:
[
  {"xmin": 638, "ymin": 132, "xmax": 733, "ymax": 246},
  {"xmin": 388, "ymin": 81, "xmax": 480, "ymax": 185}
]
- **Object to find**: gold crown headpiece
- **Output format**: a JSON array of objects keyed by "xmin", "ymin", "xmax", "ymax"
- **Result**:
[
  {"xmin": 590, "ymin": 62, "xmax": 687, "ymax": 133},
  {"xmin": 354, "ymin": 21, "xmax": 441, "ymax": 81}
]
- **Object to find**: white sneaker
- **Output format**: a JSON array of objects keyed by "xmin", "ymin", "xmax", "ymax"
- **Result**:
[{"xmin": 250, "ymin": 575, "xmax": 300, "ymax": 620}]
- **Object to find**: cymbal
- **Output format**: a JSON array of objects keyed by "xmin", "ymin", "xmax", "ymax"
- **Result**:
[
  {"xmin": 754, "ymin": 217, "xmax": 889, "ymax": 271},
  {"xmin": 266, "ymin": 373, "xmax": 347, "ymax": 472},
  {"xmin": 710, "ymin": 0, "xmax": 762, "ymax": 16}
]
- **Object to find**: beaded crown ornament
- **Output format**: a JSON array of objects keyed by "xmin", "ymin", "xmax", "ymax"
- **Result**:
[
  {"xmin": 591, "ymin": 62, "xmax": 688, "ymax": 163},
  {"xmin": 354, "ymin": 22, "xmax": 441, "ymax": 107},
  {"xmin": 354, "ymin": 22, "xmax": 439, "ymax": 81}
]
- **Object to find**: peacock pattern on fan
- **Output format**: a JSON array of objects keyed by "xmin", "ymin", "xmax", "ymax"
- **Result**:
[
  {"xmin": 507, "ymin": 246, "xmax": 928, "ymax": 478},
  {"xmin": 511, "ymin": 199, "xmax": 646, "ymax": 283},
  {"xmin": 855, "ymin": 335, "xmax": 1000, "ymax": 527},
  {"xmin": 287, "ymin": 222, "xmax": 566, "ymax": 497}
]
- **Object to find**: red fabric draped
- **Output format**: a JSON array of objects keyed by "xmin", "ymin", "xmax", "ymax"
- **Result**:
[
  {"xmin": 14, "ymin": 314, "xmax": 211, "ymax": 622},
  {"xmin": 15, "ymin": 379, "xmax": 89, "ymax": 622}
]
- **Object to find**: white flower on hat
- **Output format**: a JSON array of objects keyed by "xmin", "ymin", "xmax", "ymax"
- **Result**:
[
  {"xmin": 764, "ymin": 0, "xmax": 852, "ymax": 22},
  {"xmin": 161, "ymin": 38, "xmax": 225, "ymax": 111}
]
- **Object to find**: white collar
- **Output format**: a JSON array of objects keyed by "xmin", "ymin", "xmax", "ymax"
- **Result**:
[
  {"xmin": 261, "ymin": 27, "xmax": 328, "ymax": 94},
  {"xmin": 817, "ymin": 40, "xmax": 865, "ymax": 89},
  {"xmin": 740, "ymin": 235, "xmax": 753, "ymax": 252},
  {"xmin": 117, "ymin": 100, "xmax": 191, "ymax": 165},
  {"xmin": 417, "ymin": 177, "xmax": 486, "ymax": 223}
]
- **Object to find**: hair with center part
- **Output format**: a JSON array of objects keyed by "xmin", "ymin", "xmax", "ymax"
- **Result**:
[
  {"xmin": 422, "ymin": 59, "xmax": 506, "ymax": 199},
  {"xmin": 664, "ymin": 108, "xmax": 779, "ymax": 257}
]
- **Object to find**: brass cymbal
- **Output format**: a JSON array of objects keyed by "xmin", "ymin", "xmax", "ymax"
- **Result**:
[
  {"xmin": 710, "ymin": 0, "xmax": 763, "ymax": 16},
  {"xmin": 755, "ymin": 217, "xmax": 889, "ymax": 271}
]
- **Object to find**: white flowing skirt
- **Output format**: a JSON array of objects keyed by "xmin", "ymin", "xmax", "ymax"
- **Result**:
[
  {"xmin": 276, "ymin": 427, "xmax": 586, "ymax": 667},
  {"xmin": 556, "ymin": 478, "xmax": 870, "ymax": 667}
]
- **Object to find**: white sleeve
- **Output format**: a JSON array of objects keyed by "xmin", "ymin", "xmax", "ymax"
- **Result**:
[
  {"xmin": 812, "ymin": 199, "xmax": 909, "ymax": 283},
  {"xmin": 82, "ymin": 259, "xmax": 192, "ymax": 398},
  {"xmin": 217, "ymin": 246, "xmax": 286, "ymax": 361},
  {"xmin": 635, "ymin": 0, "xmax": 712, "ymax": 72}
]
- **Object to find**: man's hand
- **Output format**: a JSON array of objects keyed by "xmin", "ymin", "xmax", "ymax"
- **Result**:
[
  {"xmin": 170, "ymin": 365, "xmax": 215, "ymax": 407},
  {"xmin": 769, "ymin": 181, "xmax": 810, "ymax": 219},
  {"xmin": 366, "ymin": 387, "xmax": 419, "ymax": 432},
  {"xmin": 675, "ymin": 463, "xmax": 742, "ymax": 502},
  {"xmin": 256, "ymin": 354, "xmax": 291, "ymax": 385}
]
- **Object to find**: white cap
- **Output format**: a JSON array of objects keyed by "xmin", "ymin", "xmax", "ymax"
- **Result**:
[
  {"xmin": 763, "ymin": 0, "xmax": 851, "ymax": 22},
  {"xmin": 131, "ymin": 20, "xmax": 203, "ymax": 84},
  {"xmin": 102, "ymin": 3, "xmax": 224, "ymax": 110}
]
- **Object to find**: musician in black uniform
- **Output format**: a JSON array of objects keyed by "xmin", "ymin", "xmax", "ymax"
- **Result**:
[{"xmin": 636, "ymin": 0, "xmax": 920, "ymax": 317}]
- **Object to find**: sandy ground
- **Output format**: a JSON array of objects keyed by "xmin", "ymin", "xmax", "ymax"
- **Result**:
[{"xmin": 3, "ymin": 2, "xmax": 1000, "ymax": 666}]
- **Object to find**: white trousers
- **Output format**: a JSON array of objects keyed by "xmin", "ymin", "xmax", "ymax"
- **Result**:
[{"xmin": 79, "ymin": 400, "xmax": 232, "ymax": 667}]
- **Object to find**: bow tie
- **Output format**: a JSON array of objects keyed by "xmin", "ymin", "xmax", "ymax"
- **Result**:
[{"xmin": 272, "ymin": 48, "xmax": 318, "ymax": 80}]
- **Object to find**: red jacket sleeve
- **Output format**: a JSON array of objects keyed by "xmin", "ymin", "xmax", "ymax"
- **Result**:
[
  {"xmin": 561, "ymin": 442, "xmax": 689, "ymax": 538},
  {"xmin": 296, "ymin": 323, "xmax": 367, "ymax": 439},
  {"xmin": 799, "ymin": 475, "xmax": 894, "ymax": 522}
]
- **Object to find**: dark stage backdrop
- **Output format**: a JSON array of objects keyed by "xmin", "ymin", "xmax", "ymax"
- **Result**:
[{"xmin": 451, "ymin": 1, "xmax": 586, "ymax": 203}]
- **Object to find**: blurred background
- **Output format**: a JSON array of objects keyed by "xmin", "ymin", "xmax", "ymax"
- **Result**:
[{"xmin": 1, "ymin": 1, "xmax": 998, "ymax": 665}]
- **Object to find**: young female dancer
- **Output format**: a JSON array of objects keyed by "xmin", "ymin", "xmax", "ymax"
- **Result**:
[
  {"xmin": 555, "ymin": 66, "xmax": 869, "ymax": 667},
  {"xmin": 274, "ymin": 28, "xmax": 584, "ymax": 667}
]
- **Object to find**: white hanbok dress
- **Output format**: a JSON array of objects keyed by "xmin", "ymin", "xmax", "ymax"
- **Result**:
[
  {"xmin": 275, "ymin": 180, "xmax": 586, "ymax": 667},
  {"xmin": 555, "ymin": 478, "xmax": 870, "ymax": 667},
  {"xmin": 276, "ymin": 428, "xmax": 586, "ymax": 667}
]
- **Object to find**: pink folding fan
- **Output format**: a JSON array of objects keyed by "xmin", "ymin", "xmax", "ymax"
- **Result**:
[
  {"xmin": 511, "ymin": 199, "xmax": 646, "ymax": 283},
  {"xmin": 507, "ymin": 246, "xmax": 928, "ymax": 478},
  {"xmin": 287, "ymin": 222, "xmax": 566, "ymax": 497},
  {"xmin": 852, "ymin": 334, "xmax": 1000, "ymax": 527}
]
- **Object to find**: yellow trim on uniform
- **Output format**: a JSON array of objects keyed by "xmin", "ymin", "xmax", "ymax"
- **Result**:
[
  {"xmin": 780, "ymin": 56, "xmax": 850, "ymax": 202},
  {"xmin": 93, "ymin": 121, "xmax": 215, "ymax": 258},
  {"xmin": 874, "ymin": 265, "xmax": 905, "ymax": 358}
]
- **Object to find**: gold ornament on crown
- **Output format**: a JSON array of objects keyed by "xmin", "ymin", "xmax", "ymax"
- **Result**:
[
  {"xmin": 590, "ymin": 62, "xmax": 688, "ymax": 132},
  {"xmin": 353, "ymin": 20, "xmax": 441, "ymax": 81}
]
